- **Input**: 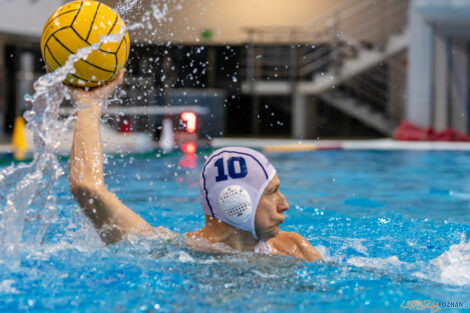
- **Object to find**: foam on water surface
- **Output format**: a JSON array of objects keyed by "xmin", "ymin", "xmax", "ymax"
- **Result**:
[
  {"xmin": 346, "ymin": 235, "xmax": 470, "ymax": 287},
  {"xmin": 421, "ymin": 236, "xmax": 470, "ymax": 286}
]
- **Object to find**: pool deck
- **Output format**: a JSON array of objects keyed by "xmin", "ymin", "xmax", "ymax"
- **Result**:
[
  {"xmin": 4, "ymin": 134, "xmax": 470, "ymax": 156},
  {"xmin": 212, "ymin": 138, "xmax": 470, "ymax": 152}
]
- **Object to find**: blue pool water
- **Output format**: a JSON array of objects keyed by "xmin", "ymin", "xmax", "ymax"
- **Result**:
[{"xmin": 1, "ymin": 150, "xmax": 470, "ymax": 312}]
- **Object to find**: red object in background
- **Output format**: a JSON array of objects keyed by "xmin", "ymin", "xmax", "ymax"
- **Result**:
[
  {"xmin": 181, "ymin": 141, "xmax": 197, "ymax": 154},
  {"xmin": 394, "ymin": 121, "xmax": 432, "ymax": 141},
  {"xmin": 121, "ymin": 117, "xmax": 130, "ymax": 133},
  {"xmin": 179, "ymin": 153, "xmax": 197, "ymax": 168},
  {"xmin": 181, "ymin": 112, "xmax": 197, "ymax": 133},
  {"xmin": 395, "ymin": 121, "xmax": 470, "ymax": 142},
  {"xmin": 174, "ymin": 131, "xmax": 198, "ymax": 146}
]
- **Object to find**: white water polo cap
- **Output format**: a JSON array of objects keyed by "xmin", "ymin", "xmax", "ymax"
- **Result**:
[{"xmin": 200, "ymin": 147, "xmax": 277, "ymax": 239}]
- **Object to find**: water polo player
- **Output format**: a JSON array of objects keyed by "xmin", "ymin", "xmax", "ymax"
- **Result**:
[{"xmin": 69, "ymin": 70, "xmax": 322, "ymax": 261}]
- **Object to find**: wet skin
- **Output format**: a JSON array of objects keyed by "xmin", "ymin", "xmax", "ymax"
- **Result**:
[{"xmin": 255, "ymin": 174, "xmax": 289, "ymax": 240}]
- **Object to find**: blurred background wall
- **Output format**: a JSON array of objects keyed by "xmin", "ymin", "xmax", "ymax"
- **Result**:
[{"xmin": 105, "ymin": 0, "xmax": 344, "ymax": 44}]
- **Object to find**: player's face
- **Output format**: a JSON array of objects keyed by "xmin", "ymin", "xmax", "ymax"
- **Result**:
[{"xmin": 254, "ymin": 174, "xmax": 289, "ymax": 240}]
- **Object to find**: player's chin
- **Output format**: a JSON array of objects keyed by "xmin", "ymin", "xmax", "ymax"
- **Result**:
[
  {"xmin": 271, "ymin": 227, "xmax": 281, "ymax": 238},
  {"xmin": 259, "ymin": 225, "xmax": 280, "ymax": 240}
]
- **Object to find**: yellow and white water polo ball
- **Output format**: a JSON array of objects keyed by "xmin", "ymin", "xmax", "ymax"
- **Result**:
[{"xmin": 40, "ymin": 0, "xmax": 130, "ymax": 87}]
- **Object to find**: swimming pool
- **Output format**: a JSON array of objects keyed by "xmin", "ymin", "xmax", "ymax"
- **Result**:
[{"xmin": 1, "ymin": 149, "xmax": 469, "ymax": 312}]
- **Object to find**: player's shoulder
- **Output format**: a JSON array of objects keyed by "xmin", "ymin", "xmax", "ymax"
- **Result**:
[
  {"xmin": 275, "ymin": 231, "xmax": 307, "ymax": 243},
  {"xmin": 270, "ymin": 231, "xmax": 323, "ymax": 261},
  {"xmin": 268, "ymin": 231, "xmax": 308, "ymax": 253}
]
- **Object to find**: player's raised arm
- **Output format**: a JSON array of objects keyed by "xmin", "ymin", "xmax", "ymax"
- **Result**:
[{"xmin": 68, "ymin": 70, "xmax": 157, "ymax": 244}]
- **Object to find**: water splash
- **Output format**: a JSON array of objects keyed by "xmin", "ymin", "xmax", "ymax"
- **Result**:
[
  {"xmin": 345, "ymin": 235, "xmax": 470, "ymax": 286},
  {"xmin": 0, "ymin": 28, "xmax": 128, "ymax": 268},
  {"xmin": 0, "ymin": 0, "xmax": 185, "ymax": 267},
  {"xmin": 115, "ymin": 0, "xmax": 174, "ymax": 22},
  {"xmin": 151, "ymin": 3, "xmax": 169, "ymax": 21},
  {"xmin": 115, "ymin": 0, "xmax": 142, "ymax": 16},
  {"xmin": 418, "ymin": 235, "xmax": 470, "ymax": 286}
]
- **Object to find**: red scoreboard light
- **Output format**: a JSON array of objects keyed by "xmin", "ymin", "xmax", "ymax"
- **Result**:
[
  {"xmin": 176, "ymin": 112, "xmax": 198, "ymax": 156},
  {"xmin": 181, "ymin": 112, "xmax": 197, "ymax": 133},
  {"xmin": 181, "ymin": 141, "xmax": 197, "ymax": 154}
]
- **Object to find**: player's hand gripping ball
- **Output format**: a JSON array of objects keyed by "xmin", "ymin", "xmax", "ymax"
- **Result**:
[{"xmin": 41, "ymin": 0, "xmax": 130, "ymax": 87}]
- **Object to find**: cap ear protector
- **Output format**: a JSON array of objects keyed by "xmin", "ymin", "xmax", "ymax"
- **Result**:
[
  {"xmin": 200, "ymin": 147, "xmax": 277, "ymax": 239},
  {"xmin": 218, "ymin": 185, "xmax": 252, "ymax": 224}
]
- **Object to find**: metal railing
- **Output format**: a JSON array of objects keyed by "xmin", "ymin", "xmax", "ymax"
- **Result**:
[
  {"xmin": 327, "ymin": 51, "xmax": 407, "ymax": 124},
  {"xmin": 242, "ymin": 0, "xmax": 410, "ymax": 81}
]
